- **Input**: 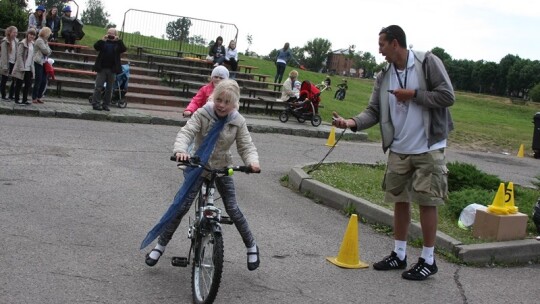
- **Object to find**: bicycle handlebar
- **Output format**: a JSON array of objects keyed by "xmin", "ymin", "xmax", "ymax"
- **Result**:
[{"xmin": 170, "ymin": 155, "xmax": 260, "ymax": 174}]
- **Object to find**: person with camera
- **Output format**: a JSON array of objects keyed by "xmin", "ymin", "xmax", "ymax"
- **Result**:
[{"xmin": 90, "ymin": 28, "xmax": 126, "ymax": 111}]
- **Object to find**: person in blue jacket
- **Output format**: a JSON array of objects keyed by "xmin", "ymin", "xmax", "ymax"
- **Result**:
[{"xmin": 274, "ymin": 42, "xmax": 300, "ymax": 84}]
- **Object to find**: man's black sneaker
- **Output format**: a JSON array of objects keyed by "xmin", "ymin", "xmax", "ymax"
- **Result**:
[
  {"xmin": 402, "ymin": 258, "xmax": 438, "ymax": 281},
  {"xmin": 373, "ymin": 251, "xmax": 407, "ymax": 270}
]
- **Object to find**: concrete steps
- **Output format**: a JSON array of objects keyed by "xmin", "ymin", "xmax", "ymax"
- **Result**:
[{"xmin": 47, "ymin": 44, "xmax": 278, "ymax": 113}]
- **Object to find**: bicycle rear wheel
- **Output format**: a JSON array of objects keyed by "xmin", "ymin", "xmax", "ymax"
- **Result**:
[{"xmin": 192, "ymin": 230, "xmax": 224, "ymax": 304}]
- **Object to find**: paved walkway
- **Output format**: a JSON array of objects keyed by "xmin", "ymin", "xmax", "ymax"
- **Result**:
[
  {"xmin": 0, "ymin": 96, "xmax": 364, "ymax": 140},
  {"xmin": 1, "ymin": 96, "xmax": 539, "ymax": 263}
]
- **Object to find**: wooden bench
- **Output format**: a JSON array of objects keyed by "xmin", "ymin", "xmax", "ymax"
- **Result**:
[
  {"xmin": 133, "ymin": 45, "xmax": 185, "ymax": 58},
  {"xmin": 49, "ymin": 42, "xmax": 89, "ymax": 53},
  {"xmin": 238, "ymin": 65, "xmax": 258, "ymax": 73},
  {"xmin": 241, "ymin": 97, "xmax": 284, "ymax": 115},
  {"xmin": 242, "ymin": 86, "xmax": 281, "ymax": 99},
  {"xmin": 163, "ymin": 70, "xmax": 209, "ymax": 83},
  {"xmin": 53, "ymin": 67, "xmax": 96, "ymax": 97}
]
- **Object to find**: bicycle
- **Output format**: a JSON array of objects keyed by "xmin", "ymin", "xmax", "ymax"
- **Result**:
[{"xmin": 169, "ymin": 155, "xmax": 257, "ymax": 304}]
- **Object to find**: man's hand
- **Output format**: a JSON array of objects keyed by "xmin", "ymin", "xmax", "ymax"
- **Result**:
[
  {"xmin": 391, "ymin": 88, "xmax": 416, "ymax": 102},
  {"xmin": 332, "ymin": 111, "xmax": 351, "ymax": 129}
]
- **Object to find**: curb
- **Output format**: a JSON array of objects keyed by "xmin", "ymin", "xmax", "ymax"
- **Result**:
[
  {"xmin": 1, "ymin": 102, "xmax": 367, "ymax": 141},
  {"xmin": 288, "ymin": 165, "xmax": 540, "ymax": 264}
]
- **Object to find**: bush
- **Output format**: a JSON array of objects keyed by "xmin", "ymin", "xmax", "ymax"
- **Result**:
[
  {"xmin": 444, "ymin": 188, "xmax": 493, "ymax": 219},
  {"xmin": 447, "ymin": 162, "xmax": 502, "ymax": 192},
  {"xmin": 0, "ymin": 1, "xmax": 30, "ymax": 32},
  {"xmin": 530, "ymin": 83, "xmax": 540, "ymax": 103}
]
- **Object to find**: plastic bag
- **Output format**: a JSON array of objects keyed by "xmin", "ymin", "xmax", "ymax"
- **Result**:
[{"xmin": 458, "ymin": 203, "xmax": 488, "ymax": 230}]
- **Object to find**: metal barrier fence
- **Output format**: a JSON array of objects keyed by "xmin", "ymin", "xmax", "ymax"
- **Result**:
[{"xmin": 119, "ymin": 9, "xmax": 238, "ymax": 59}]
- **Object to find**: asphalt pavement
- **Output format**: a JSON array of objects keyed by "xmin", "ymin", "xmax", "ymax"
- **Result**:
[
  {"xmin": 1, "ymin": 96, "xmax": 539, "ymax": 265},
  {"xmin": 1, "ymin": 110, "xmax": 540, "ymax": 304}
]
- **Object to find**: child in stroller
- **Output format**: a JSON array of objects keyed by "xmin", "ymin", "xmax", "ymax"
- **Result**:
[
  {"xmin": 88, "ymin": 64, "xmax": 130, "ymax": 108},
  {"xmin": 278, "ymin": 80, "xmax": 322, "ymax": 127}
]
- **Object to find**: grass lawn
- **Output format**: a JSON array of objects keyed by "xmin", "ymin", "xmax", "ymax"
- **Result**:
[
  {"xmin": 308, "ymin": 162, "xmax": 540, "ymax": 245},
  {"xmin": 80, "ymin": 25, "xmax": 540, "ymax": 155}
]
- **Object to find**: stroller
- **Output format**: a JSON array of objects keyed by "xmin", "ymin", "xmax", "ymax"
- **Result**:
[
  {"xmin": 88, "ymin": 64, "xmax": 130, "ymax": 108},
  {"xmin": 279, "ymin": 80, "xmax": 322, "ymax": 127}
]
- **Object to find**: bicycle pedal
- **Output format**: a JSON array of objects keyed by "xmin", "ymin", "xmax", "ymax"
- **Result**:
[
  {"xmin": 171, "ymin": 256, "xmax": 189, "ymax": 267},
  {"xmin": 220, "ymin": 216, "xmax": 234, "ymax": 225}
]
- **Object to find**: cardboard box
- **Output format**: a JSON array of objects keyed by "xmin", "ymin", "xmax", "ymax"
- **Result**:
[{"xmin": 472, "ymin": 209, "xmax": 528, "ymax": 241}]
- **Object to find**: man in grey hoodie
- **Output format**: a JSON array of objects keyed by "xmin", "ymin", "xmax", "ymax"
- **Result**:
[{"xmin": 332, "ymin": 25, "xmax": 454, "ymax": 281}]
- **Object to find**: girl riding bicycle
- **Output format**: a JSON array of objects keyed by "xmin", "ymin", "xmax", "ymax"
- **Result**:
[{"xmin": 145, "ymin": 79, "xmax": 261, "ymax": 271}]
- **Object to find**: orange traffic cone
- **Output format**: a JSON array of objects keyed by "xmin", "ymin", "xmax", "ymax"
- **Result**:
[
  {"xmin": 487, "ymin": 183, "xmax": 509, "ymax": 215},
  {"xmin": 326, "ymin": 214, "xmax": 369, "ymax": 269},
  {"xmin": 325, "ymin": 126, "xmax": 337, "ymax": 147},
  {"xmin": 505, "ymin": 182, "xmax": 518, "ymax": 214}
]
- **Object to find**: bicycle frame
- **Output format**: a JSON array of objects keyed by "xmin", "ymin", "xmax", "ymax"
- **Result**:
[{"xmin": 169, "ymin": 155, "xmax": 254, "ymax": 304}]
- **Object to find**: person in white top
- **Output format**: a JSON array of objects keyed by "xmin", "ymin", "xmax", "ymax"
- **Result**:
[
  {"xmin": 332, "ymin": 25, "xmax": 455, "ymax": 281},
  {"xmin": 224, "ymin": 40, "xmax": 238, "ymax": 78}
]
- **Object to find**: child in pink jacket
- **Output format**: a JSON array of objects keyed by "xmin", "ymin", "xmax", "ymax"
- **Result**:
[{"xmin": 182, "ymin": 65, "xmax": 229, "ymax": 117}]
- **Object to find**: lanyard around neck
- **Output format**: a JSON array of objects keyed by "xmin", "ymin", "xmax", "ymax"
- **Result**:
[{"xmin": 393, "ymin": 50, "xmax": 409, "ymax": 89}]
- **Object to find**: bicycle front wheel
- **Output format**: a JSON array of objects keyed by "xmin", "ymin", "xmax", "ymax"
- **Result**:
[{"xmin": 192, "ymin": 230, "xmax": 224, "ymax": 304}]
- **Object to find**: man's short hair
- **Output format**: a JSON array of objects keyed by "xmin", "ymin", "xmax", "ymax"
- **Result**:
[{"xmin": 379, "ymin": 25, "xmax": 407, "ymax": 48}]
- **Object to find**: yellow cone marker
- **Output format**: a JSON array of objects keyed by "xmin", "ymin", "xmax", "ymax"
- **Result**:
[
  {"xmin": 505, "ymin": 182, "xmax": 518, "ymax": 214},
  {"xmin": 326, "ymin": 214, "xmax": 369, "ymax": 269},
  {"xmin": 487, "ymin": 183, "xmax": 509, "ymax": 215},
  {"xmin": 325, "ymin": 126, "xmax": 337, "ymax": 147},
  {"xmin": 517, "ymin": 144, "xmax": 524, "ymax": 158}
]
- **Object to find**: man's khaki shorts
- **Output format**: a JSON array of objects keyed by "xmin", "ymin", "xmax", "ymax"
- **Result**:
[{"xmin": 382, "ymin": 149, "xmax": 448, "ymax": 206}]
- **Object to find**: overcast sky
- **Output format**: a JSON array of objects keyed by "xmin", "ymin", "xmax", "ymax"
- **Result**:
[{"xmin": 37, "ymin": 0, "xmax": 539, "ymax": 63}]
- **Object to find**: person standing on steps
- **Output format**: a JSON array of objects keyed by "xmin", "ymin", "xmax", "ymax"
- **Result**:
[
  {"xmin": 90, "ymin": 28, "xmax": 127, "ymax": 111},
  {"xmin": 0, "ymin": 26, "xmax": 18, "ymax": 101},
  {"xmin": 11, "ymin": 29, "xmax": 36, "ymax": 106},
  {"xmin": 31, "ymin": 27, "xmax": 52, "ymax": 104},
  {"xmin": 332, "ymin": 25, "xmax": 454, "ymax": 281},
  {"xmin": 274, "ymin": 42, "xmax": 301, "ymax": 84}
]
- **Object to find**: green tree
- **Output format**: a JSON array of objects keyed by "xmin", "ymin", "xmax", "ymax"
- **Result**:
[
  {"xmin": 166, "ymin": 17, "xmax": 191, "ymax": 41},
  {"xmin": 431, "ymin": 47, "xmax": 452, "ymax": 63},
  {"xmin": 302, "ymin": 38, "xmax": 332, "ymax": 72},
  {"xmin": 353, "ymin": 51, "xmax": 376, "ymax": 78},
  {"xmin": 470, "ymin": 60, "xmax": 498, "ymax": 94},
  {"xmin": 507, "ymin": 59, "xmax": 540, "ymax": 97},
  {"xmin": 0, "ymin": 0, "xmax": 29, "ymax": 31},
  {"xmin": 188, "ymin": 35, "xmax": 206, "ymax": 46},
  {"xmin": 80, "ymin": 0, "xmax": 109, "ymax": 27},
  {"xmin": 497, "ymin": 54, "xmax": 520, "ymax": 96},
  {"xmin": 530, "ymin": 83, "xmax": 540, "ymax": 103},
  {"xmin": 245, "ymin": 34, "xmax": 252, "ymax": 55}
]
